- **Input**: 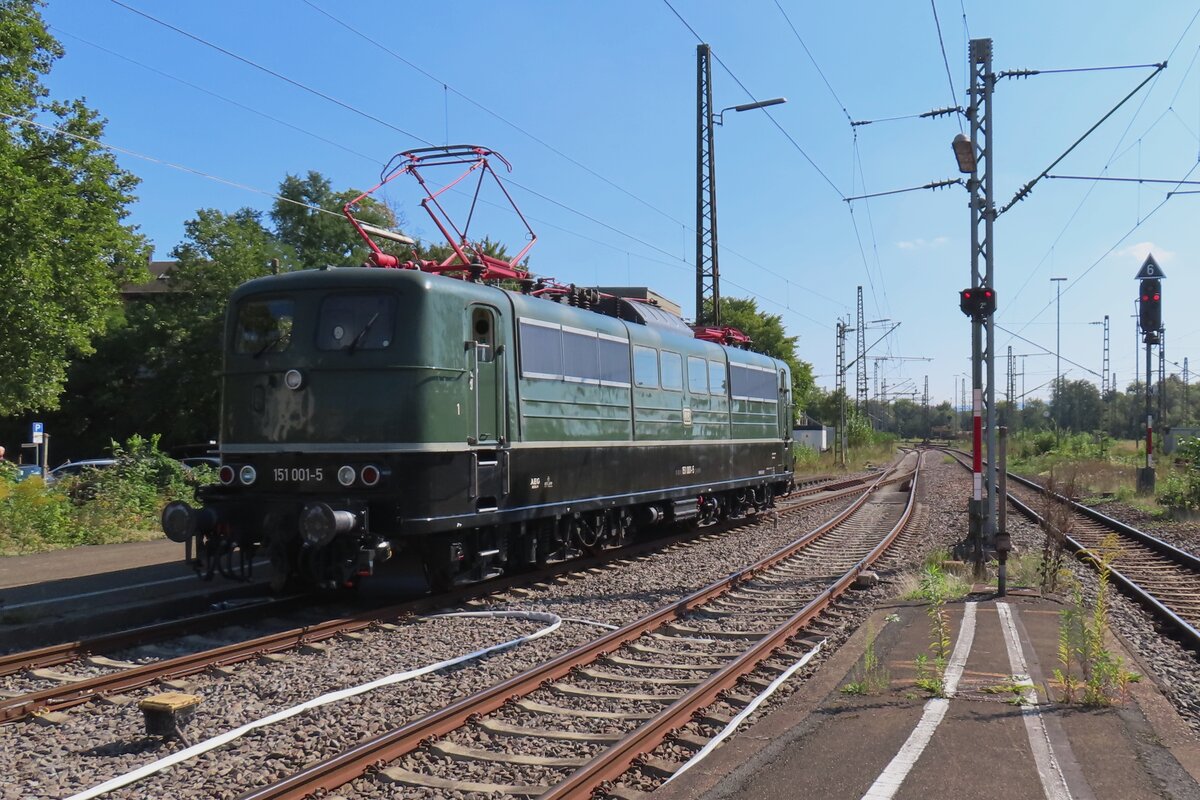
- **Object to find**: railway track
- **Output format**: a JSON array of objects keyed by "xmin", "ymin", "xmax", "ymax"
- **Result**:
[
  {"xmin": 234, "ymin": 452, "xmax": 919, "ymax": 799},
  {"xmin": 0, "ymin": 473, "xmax": 872, "ymax": 724},
  {"xmin": 943, "ymin": 448, "xmax": 1200, "ymax": 649}
]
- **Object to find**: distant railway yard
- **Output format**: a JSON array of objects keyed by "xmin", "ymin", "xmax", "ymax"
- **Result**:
[{"xmin": 4, "ymin": 449, "xmax": 1200, "ymax": 800}]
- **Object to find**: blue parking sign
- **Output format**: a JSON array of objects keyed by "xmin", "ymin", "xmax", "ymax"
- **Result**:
[{"xmin": 31, "ymin": 422, "xmax": 43, "ymax": 444}]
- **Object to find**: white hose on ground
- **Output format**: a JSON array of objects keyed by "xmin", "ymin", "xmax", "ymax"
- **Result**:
[
  {"xmin": 661, "ymin": 638, "xmax": 826, "ymax": 786},
  {"xmin": 65, "ymin": 610, "xmax": 563, "ymax": 800}
]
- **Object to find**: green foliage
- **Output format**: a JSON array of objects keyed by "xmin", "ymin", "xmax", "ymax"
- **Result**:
[
  {"xmin": 913, "ymin": 562, "xmax": 954, "ymax": 697},
  {"xmin": 0, "ymin": 0, "xmax": 146, "ymax": 415},
  {"xmin": 1053, "ymin": 536, "xmax": 1139, "ymax": 706},
  {"xmin": 791, "ymin": 444, "xmax": 820, "ymax": 469},
  {"xmin": 0, "ymin": 474, "xmax": 74, "ymax": 554},
  {"xmin": 709, "ymin": 297, "xmax": 816, "ymax": 412},
  {"xmin": 0, "ymin": 434, "xmax": 201, "ymax": 555},
  {"xmin": 272, "ymin": 171, "xmax": 401, "ymax": 269},
  {"xmin": 1158, "ymin": 436, "xmax": 1200, "ymax": 510},
  {"xmin": 841, "ymin": 622, "xmax": 890, "ymax": 696}
]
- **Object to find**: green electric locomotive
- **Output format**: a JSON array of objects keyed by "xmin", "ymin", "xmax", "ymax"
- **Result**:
[{"xmin": 161, "ymin": 146, "xmax": 795, "ymax": 590}]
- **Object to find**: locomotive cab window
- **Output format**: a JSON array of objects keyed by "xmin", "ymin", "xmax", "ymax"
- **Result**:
[
  {"xmin": 234, "ymin": 297, "xmax": 295, "ymax": 356},
  {"xmin": 472, "ymin": 308, "xmax": 495, "ymax": 363},
  {"xmin": 317, "ymin": 293, "xmax": 396, "ymax": 351}
]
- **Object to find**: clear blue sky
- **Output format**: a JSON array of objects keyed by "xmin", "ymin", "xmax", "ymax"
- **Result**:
[{"xmin": 39, "ymin": 1, "xmax": 1200, "ymax": 407}]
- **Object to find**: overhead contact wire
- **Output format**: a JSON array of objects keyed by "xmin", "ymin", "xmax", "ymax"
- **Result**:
[{"xmin": 108, "ymin": 0, "xmax": 434, "ymax": 147}]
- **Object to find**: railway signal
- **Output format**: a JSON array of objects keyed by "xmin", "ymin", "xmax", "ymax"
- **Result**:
[
  {"xmin": 1139, "ymin": 278, "xmax": 1162, "ymax": 336},
  {"xmin": 958, "ymin": 286, "xmax": 996, "ymax": 320},
  {"xmin": 1135, "ymin": 253, "xmax": 1166, "ymax": 495}
]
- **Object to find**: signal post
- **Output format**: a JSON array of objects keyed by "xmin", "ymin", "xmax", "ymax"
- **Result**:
[{"xmin": 1137, "ymin": 254, "xmax": 1164, "ymax": 494}]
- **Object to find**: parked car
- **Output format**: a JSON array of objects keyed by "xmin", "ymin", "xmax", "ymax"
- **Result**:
[
  {"xmin": 15, "ymin": 464, "xmax": 44, "ymax": 482},
  {"xmin": 47, "ymin": 458, "xmax": 117, "ymax": 483},
  {"xmin": 180, "ymin": 456, "xmax": 221, "ymax": 470}
]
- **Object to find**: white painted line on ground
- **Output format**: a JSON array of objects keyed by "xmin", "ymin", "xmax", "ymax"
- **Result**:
[
  {"xmin": 996, "ymin": 601, "xmax": 1073, "ymax": 800},
  {"xmin": 1, "ymin": 560, "xmax": 269, "ymax": 611},
  {"xmin": 860, "ymin": 601, "xmax": 977, "ymax": 800},
  {"xmin": 662, "ymin": 639, "xmax": 826, "ymax": 786}
]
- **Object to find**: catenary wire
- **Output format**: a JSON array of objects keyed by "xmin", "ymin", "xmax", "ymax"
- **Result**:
[
  {"xmin": 3, "ymin": 105, "xmax": 834, "ymax": 331},
  {"xmin": 930, "ymin": 0, "xmax": 965, "ymax": 134},
  {"xmin": 770, "ymin": 0, "xmax": 852, "ymax": 124},
  {"xmin": 108, "ymin": 0, "xmax": 435, "ymax": 147},
  {"xmin": 50, "ymin": 27, "xmax": 385, "ymax": 167},
  {"xmin": 303, "ymin": 0, "xmax": 848, "ymax": 312},
  {"xmin": 660, "ymin": 0, "xmax": 845, "ymax": 199},
  {"xmin": 300, "ymin": 0, "xmax": 691, "ymax": 231},
  {"xmin": 109, "ymin": 0, "xmax": 841, "ymax": 321},
  {"xmin": 0, "ymin": 110, "xmax": 358, "ymax": 223}
]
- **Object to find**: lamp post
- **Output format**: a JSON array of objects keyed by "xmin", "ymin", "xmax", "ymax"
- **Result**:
[
  {"xmin": 696, "ymin": 43, "xmax": 785, "ymax": 327},
  {"xmin": 951, "ymin": 38, "xmax": 996, "ymax": 579},
  {"xmin": 1052, "ymin": 277, "xmax": 1067, "ymax": 439}
]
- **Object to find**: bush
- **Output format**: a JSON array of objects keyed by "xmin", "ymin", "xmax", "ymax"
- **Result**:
[
  {"xmin": 0, "ymin": 476, "xmax": 77, "ymax": 555},
  {"xmin": 1158, "ymin": 436, "xmax": 1200, "ymax": 510},
  {"xmin": 0, "ymin": 434, "xmax": 204, "ymax": 555}
]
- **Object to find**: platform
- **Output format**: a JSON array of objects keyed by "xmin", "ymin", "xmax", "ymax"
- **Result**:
[
  {"xmin": 0, "ymin": 539, "xmax": 271, "ymax": 650},
  {"xmin": 657, "ymin": 594, "xmax": 1200, "ymax": 800}
]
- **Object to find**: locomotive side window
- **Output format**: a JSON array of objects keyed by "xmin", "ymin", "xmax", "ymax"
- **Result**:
[
  {"xmin": 633, "ymin": 346, "xmax": 659, "ymax": 388},
  {"xmin": 660, "ymin": 351, "xmax": 683, "ymax": 391},
  {"xmin": 317, "ymin": 293, "xmax": 396, "ymax": 351},
  {"xmin": 598, "ymin": 335, "xmax": 632, "ymax": 386},
  {"xmin": 562, "ymin": 328, "xmax": 599, "ymax": 383},
  {"xmin": 708, "ymin": 360, "xmax": 727, "ymax": 396},
  {"xmin": 730, "ymin": 364, "xmax": 778, "ymax": 402},
  {"xmin": 234, "ymin": 298, "xmax": 295, "ymax": 355},
  {"xmin": 519, "ymin": 319, "xmax": 563, "ymax": 379},
  {"xmin": 687, "ymin": 356, "xmax": 708, "ymax": 394}
]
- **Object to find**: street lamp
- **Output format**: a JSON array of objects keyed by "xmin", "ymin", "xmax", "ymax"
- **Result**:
[
  {"xmin": 951, "ymin": 133, "xmax": 976, "ymax": 174},
  {"xmin": 1052, "ymin": 276, "xmax": 1067, "ymax": 440},
  {"xmin": 696, "ymin": 41, "xmax": 786, "ymax": 328},
  {"xmin": 1052, "ymin": 277, "xmax": 1067, "ymax": 398},
  {"xmin": 714, "ymin": 97, "xmax": 787, "ymax": 126}
]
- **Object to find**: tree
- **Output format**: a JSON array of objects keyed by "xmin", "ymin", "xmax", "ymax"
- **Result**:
[
  {"xmin": 50, "ymin": 209, "xmax": 285, "ymax": 453},
  {"xmin": 0, "ymin": 1, "xmax": 145, "ymax": 416},
  {"xmin": 145, "ymin": 208, "xmax": 286, "ymax": 442},
  {"xmin": 710, "ymin": 297, "xmax": 816, "ymax": 412},
  {"xmin": 271, "ymin": 171, "xmax": 399, "ymax": 269}
]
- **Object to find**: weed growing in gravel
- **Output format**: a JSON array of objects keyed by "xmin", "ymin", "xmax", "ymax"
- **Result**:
[
  {"xmin": 841, "ymin": 622, "xmax": 890, "ymax": 696},
  {"xmin": 1053, "ymin": 534, "xmax": 1140, "ymax": 706},
  {"xmin": 1038, "ymin": 471, "xmax": 1075, "ymax": 594},
  {"xmin": 981, "ymin": 680, "xmax": 1026, "ymax": 705},
  {"xmin": 996, "ymin": 551, "xmax": 1043, "ymax": 589},
  {"xmin": 900, "ymin": 550, "xmax": 971, "ymax": 601},
  {"xmin": 912, "ymin": 563, "xmax": 953, "ymax": 697}
]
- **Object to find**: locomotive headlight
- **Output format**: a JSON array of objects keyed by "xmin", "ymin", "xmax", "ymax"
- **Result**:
[
  {"xmin": 360, "ymin": 465, "xmax": 381, "ymax": 487},
  {"xmin": 239, "ymin": 465, "xmax": 257, "ymax": 485},
  {"xmin": 219, "ymin": 465, "xmax": 235, "ymax": 485},
  {"xmin": 284, "ymin": 369, "xmax": 304, "ymax": 390},
  {"xmin": 337, "ymin": 465, "xmax": 356, "ymax": 487},
  {"xmin": 299, "ymin": 502, "xmax": 357, "ymax": 547}
]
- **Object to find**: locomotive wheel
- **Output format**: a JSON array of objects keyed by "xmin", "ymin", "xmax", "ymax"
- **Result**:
[{"xmin": 267, "ymin": 538, "xmax": 299, "ymax": 595}]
